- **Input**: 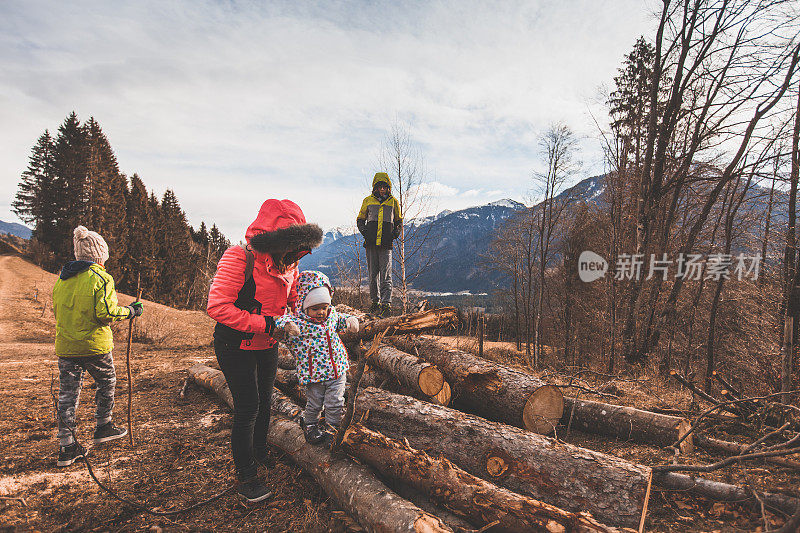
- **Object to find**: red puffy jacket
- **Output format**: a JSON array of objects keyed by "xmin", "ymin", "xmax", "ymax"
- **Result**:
[{"xmin": 207, "ymin": 199, "xmax": 322, "ymax": 350}]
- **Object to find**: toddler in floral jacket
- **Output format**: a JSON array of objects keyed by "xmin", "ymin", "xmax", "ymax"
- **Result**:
[{"xmin": 275, "ymin": 271, "xmax": 358, "ymax": 444}]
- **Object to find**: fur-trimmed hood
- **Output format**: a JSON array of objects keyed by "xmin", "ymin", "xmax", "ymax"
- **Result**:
[{"xmin": 246, "ymin": 199, "xmax": 323, "ymax": 255}]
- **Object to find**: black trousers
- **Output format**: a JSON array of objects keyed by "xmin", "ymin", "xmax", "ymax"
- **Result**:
[{"xmin": 214, "ymin": 339, "xmax": 278, "ymax": 481}]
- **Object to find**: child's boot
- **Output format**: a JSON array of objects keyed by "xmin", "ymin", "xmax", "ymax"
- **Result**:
[{"xmin": 301, "ymin": 420, "xmax": 325, "ymax": 444}]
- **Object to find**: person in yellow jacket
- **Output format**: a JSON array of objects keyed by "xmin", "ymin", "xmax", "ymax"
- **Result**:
[
  {"xmin": 356, "ymin": 172, "xmax": 402, "ymax": 317},
  {"xmin": 51, "ymin": 226, "xmax": 143, "ymax": 466}
]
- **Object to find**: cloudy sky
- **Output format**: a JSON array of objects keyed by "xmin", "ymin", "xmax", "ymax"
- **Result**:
[{"xmin": 1, "ymin": 1, "xmax": 654, "ymax": 240}]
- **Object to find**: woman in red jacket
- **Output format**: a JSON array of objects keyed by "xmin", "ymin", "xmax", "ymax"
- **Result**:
[{"xmin": 207, "ymin": 199, "xmax": 322, "ymax": 502}]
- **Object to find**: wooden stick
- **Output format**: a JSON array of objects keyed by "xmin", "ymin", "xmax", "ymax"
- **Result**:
[
  {"xmin": 670, "ymin": 370, "xmax": 744, "ymax": 417},
  {"xmin": 712, "ymin": 370, "xmax": 743, "ymax": 398},
  {"xmin": 330, "ymin": 328, "xmax": 389, "ymax": 453},
  {"xmin": 125, "ymin": 273, "xmax": 141, "ymax": 446}
]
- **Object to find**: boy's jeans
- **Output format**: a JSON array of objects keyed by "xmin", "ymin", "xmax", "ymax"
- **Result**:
[
  {"xmin": 57, "ymin": 353, "xmax": 116, "ymax": 445},
  {"xmin": 303, "ymin": 375, "xmax": 347, "ymax": 427},
  {"xmin": 366, "ymin": 246, "xmax": 392, "ymax": 305}
]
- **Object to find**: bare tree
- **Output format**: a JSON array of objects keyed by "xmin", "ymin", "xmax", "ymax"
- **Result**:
[
  {"xmin": 616, "ymin": 0, "xmax": 800, "ymax": 364},
  {"xmin": 531, "ymin": 123, "xmax": 579, "ymax": 367}
]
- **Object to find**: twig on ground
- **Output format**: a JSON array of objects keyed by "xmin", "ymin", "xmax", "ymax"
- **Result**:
[
  {"xmin": 653, "ymin": 445, "xmax": 800, "ymax": 473},
  {"xmin": 0, "ymin": 496, "xmax": 27, "ymax": 506}
]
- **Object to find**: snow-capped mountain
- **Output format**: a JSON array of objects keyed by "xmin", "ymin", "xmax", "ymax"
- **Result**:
[
  {"xmin": 300, "ymin": 198, "xmax": 526, "ymax": 292},
  {"xmin": 300, "ymin": 172, "xmax": 786, "ymax": 293}
]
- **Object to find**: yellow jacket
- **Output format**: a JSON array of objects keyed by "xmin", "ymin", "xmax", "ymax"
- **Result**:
[
  {"xmin": 53, "ymin": 261, "xmax": 132, "ymax": 357},
  {"xmin": 357, "ymin": 173, "xmax": 403, "ymax": 248}
]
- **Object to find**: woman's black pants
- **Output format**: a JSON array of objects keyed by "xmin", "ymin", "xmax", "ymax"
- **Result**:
[{"xmin": 214, "ymin": 339, "xmax": 278, "ymax": 481}]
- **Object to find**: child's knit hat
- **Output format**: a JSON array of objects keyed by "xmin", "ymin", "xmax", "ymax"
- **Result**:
[
  {"xmin": 73, "ymin": 226, "xmax": 109, "ymax": 264},
  {"xmin": 303, "ymin": 287, "xmax": 332, "ymax": 310},
  {"xmin": 297, "ymin": 271, "xmax": 334, "ymax": 310}
]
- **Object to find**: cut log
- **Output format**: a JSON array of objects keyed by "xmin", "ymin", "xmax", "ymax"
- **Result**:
[
  {"xmin": 351, "ymin": 365, "xmax": 453, "ymax": 407},
  {"xmin": 373, "ymin": 344, "xmax": 444, "ymax": 397},
  {"xmin": 340, "ymin": 307, "xmax": 459, "ymax": 343},
  {"xmin": 188, "ymin": 364, "xmax": 454, "ymax": 533},
  {"xmin": 189, "ymin": 363, "xmax": 233, "ymax": 406},
  {"xmin": 354, "ymin": 387, "xmax": 652, "ymax": 529},
  {"xmin": 430, "ymin": 381, "xmax": 451, "ymax": 407},
  {"xmin": 276, "ymin": 368, "xmax": 298, "ymax": 387},
  {"xmin": 392, "ymin": 336, "xmax": 563, "ymax": 435},
  {"xmin": 274, "ymin": 368, "xmax": 305, "ymax": 403},
  {"xmin": 562, "ymin": 397, "xmax": 694, "ymax": 453},
  {"xmin": 277, "ymin": 345, "xmax": 296, "ymax": 369},
  {"xmin": 655, "ymin": 472, "xmax": 800, "ymax": 517},
  {"xmin": 343, "ymin": 423, "xmax": 619, "ymax": 533}
]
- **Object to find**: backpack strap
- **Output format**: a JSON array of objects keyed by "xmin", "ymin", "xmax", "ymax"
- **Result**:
[{"xmin": 242, "ymin": 245, "xmax": 255, "ymax": 281}]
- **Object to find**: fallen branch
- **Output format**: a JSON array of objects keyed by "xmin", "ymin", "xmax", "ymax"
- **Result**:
[
  {"xmin": 653, "ymin": 445, "xmax": 800, "ymax": 474},
  {"xmin": 669, "ymin": 371, "xmax": 744, "ymax": 417},
  {"xmin": 0, "ymin": 496, "xmax": 27, "ymax": 506},
  {"xmin": 339, "ymin": 307, "xmax": 459, "ymax": 343},
  {"xmin": 331, "ymin": 329, "xmax": 388, "ymax": 453},
  {"xmin": 655, "ymin": 472, "xmax": 799, "ymax": 517},
  {"xmin": 695, "ymin": 435, "xmax": 800, "ymax": 470}
]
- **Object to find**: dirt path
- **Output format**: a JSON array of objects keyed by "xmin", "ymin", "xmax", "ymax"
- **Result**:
[{"xmin": 0, "ymin": 255, "xmax": 338, "ymax": 532}]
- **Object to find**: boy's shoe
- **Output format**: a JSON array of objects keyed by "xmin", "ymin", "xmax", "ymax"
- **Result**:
[
  {"xmin": 57, "ymin": 442, "xmax": 87, "ymax": 467},
  {"xmin": 379, "ymin": 303, "xmax": 392, "ymax": 317},
  {"xmin": 368, "ymin": 301, "xmax": 380, "ymax": 315},
  {"xmin": 302, "ymin": 421, "xmax": 325, "ymax": 445},
  {"xmin": 237, "ymin": 478, "xmax": 273, "ymax": 503},
  {"xmin": 93, "ymin": 422, "xmax": 128, "ymax": 444}
]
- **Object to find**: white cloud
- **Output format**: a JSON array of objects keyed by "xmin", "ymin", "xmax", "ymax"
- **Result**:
[{"xmin": 0, "ymin": 0, "xmax": 654, "ymax": 239}]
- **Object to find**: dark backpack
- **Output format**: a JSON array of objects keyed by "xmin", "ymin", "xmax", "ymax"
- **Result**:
[{"xmin": 213, "ymin": 245, "xmax": 262, "ymax": 346}]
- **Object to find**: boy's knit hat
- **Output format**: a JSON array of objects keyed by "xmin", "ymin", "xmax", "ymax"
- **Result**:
[{"xmin": 73, "ymin": 226, "xmax": 109, "ymax": 264}]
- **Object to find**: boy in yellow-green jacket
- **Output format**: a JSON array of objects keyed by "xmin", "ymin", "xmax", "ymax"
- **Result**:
[
  {"xmin": 356, "ymin": 172, "xmax": 402, "ymax": 317},
  {"xmin": 52, "ymin": 226, "xmax": 143, "ymax": 466}
]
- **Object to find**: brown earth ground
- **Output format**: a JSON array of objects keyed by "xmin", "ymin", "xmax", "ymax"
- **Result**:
[{"xmin": 0, "ymin": 253, "xmax": 797, "ymax": 532}]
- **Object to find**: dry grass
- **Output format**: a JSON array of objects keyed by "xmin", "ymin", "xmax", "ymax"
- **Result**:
[{"xmin": 130, "ymin": 307, "xmax": 183, "ymax": 345}]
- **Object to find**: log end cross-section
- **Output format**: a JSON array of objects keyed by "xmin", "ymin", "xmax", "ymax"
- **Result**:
[
  {"xmin": 418, "ymin": 366, "xmax": 445, "ymax": 397},
  {"xmin": 524, "ymin": 384, "xmax": 565, "ymax": 434}
]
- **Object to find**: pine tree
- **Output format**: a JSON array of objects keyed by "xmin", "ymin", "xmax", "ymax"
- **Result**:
[
  {"xmin": 209, "ymin": 224, "xmax": 230, "ymax": 259},
  {"xmin": 12, "ymin": 131, "xmax": 57, "ymax": 238},
  {"xmin": 51, "ymin": 112, "xmax": 89, "ymax": 264},
  {"xmin": 157, "ymin": 189, "xmax": 193, "ymax": 306},
  {"xmin": 121, "ymin": 174, "xmax": 158, "ymax": 296},
  {"xmin": 608, "ymin": 37, "xmax": 658, "ymax": 172},
  {"xmin": 84, "ymin": 117, "xmax": 128, "ymax": 274}
]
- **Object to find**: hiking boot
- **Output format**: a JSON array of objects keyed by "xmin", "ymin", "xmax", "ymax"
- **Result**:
[
  {"xmin": 237, "ymin": 478, "xmax": 273, "ymax": 503},
  {"xmin": 379, "ymin": 303, "xmax": 392, "ymax": 318},
  {"xmin": 57, "ymin": 442, "xmax": 87, "ymax": 467},
  {"xmin": 93, "ymin": 422, "xmax": 128, "ymax": 444},
  {"xmin": 302, "ymin": 421, "xmax": 325, "ymax": 445},
  {"xmin": 368, "ymin": 301, "xmax": 380, "ymax": 315}
]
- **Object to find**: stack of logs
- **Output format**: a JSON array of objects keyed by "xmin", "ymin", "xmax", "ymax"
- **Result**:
[{"xmin": 188, "ymin": 306, "xmax": 800, "ymax": 532}]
